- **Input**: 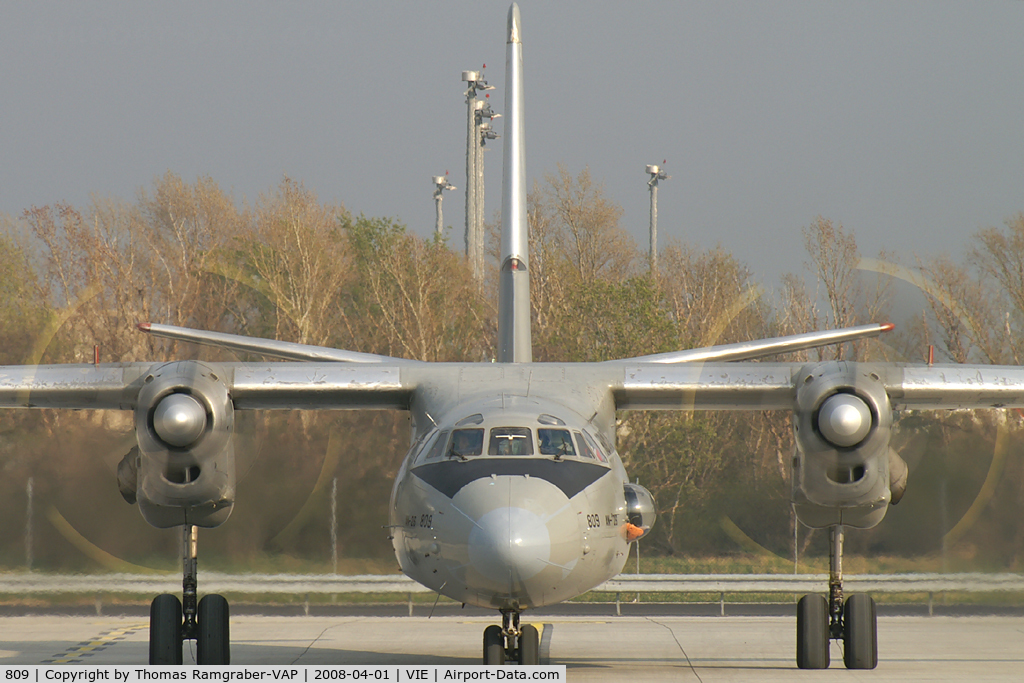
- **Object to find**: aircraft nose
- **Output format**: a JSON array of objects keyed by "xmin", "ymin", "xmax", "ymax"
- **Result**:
[{"xmin": 468, "ymin": 506, "xmax": 551, "ymax": 583}]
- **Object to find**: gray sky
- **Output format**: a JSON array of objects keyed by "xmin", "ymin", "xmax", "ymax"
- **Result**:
[{"xmin": 2, "ymin": 1, "xmax": 1021, "ymax": 285}]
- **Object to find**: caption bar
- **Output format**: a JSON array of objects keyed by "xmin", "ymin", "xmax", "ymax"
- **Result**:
[{"xmin": 2, "ymin": 668, "xmax": 565, "ymax": 683}]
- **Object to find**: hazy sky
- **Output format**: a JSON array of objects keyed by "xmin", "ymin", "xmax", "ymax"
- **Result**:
[{"xmin": 2, "ymin": 1, "xmax": 1021, "ymax": 285}]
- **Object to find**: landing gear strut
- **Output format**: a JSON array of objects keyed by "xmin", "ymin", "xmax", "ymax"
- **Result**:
[
  {"xmin": 149, "ymin": 525, "xmax": 231, "ymax": 665},
  {"xmin": 482, "ymin": 610, "xmax": 539, "ymax": 665},
  {"xmin": 796, "ymin": 525, "xmax": 877, "ymax": 670}
]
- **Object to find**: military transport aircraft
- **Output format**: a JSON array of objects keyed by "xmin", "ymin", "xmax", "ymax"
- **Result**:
[{"xmin": 3, "ymin": 2, "xmax": 1024, "ymax": 671}]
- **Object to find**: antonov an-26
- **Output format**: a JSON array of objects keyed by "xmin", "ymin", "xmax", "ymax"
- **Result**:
[{"xmin": 3, "ymin": 2, "xmax": 1023, "ymax": 671}]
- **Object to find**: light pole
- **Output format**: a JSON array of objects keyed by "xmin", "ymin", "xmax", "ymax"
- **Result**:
[
  {"xmin": 433, "ymin": 174, "xmax": 456, "ymax": 238},
  {"xmin": 25, "ymin": 477, "xmax": 33, "ymax": 570},
  {"xmin": 475, "ymin": 102, "xmax": 500, "ymax": 280},
  {"xmin": 462, "ymin": 69, "xmax": 494, "ymax": 283},
  {"xmin": 646, "ymin": 163, "xmax": 670, "ymax": 274},
  {"xmin": 330, "ymin": 477, "xmax": 338, "ymax": 575}
]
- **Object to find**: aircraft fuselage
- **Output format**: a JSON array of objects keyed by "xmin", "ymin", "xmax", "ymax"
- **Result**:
[{"xmin": 390, "ymin": 372, "xmax": 635, "ymax": 610}]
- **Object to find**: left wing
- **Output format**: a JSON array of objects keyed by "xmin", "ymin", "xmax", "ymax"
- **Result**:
[
  {"xmin": 608, "ymin": 357, "xmax": 1024, "ymax": 530},
  {"xmin": 609, "ymin": 360, "xmax": 1024, "ymax": 412},
  {"xmin": 611, "ymin": 362, "xmax": 797, "ymax": 410}
]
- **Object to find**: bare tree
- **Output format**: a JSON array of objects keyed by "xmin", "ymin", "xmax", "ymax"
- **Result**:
[
  {"xmin": 969, "ymin": 213, "xmax": 1024, "ymax": 364},
  {"xmin": 346, "ymin": 216, "xmax": 489, "ymax": 362},
  {"xmin": 658, "ymin": 243, "xmax": 764, "ymax": 349},
  {"xmin": 241, "ymin": 179, "xmax": 351, "ymax": 347},
  {"xmin": 539, "ymin": 165, "xmax": 635, "ymax": 284},
  {"xmin": 781, "ymin": 217, "xmax": 892, "ymax": 361}
]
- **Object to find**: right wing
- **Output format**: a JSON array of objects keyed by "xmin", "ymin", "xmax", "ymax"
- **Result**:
[
  {"xmin": 0, "ymin": 361, "xmax": 420, "ymax": 411},
  {"xmin": 0, "ymin": 358, "xmax": 431, "ymax": 529}
]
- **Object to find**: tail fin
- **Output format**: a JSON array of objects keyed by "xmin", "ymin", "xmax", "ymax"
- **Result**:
[{"xmin": 496, "ymin": 3, "xmax": 532, "ymax": 363}]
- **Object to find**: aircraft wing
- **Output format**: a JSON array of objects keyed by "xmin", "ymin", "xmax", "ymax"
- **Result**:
[
  {"xmin": 9, "ymin": 358, "xmax": 1024, "ymax": 414},
  {"xmin": 0, "ymin": 358, "xmax": 426, "ymax": 529},
  {"xmin": 229, "ymin": 363, "xmax": 413, "ymax": 409},
  {"xmin": 885, "ymin": 364, "xmax": 1024, "ymax": 410},
  {"xmin": 0, "ymin": 364, "xmax": 150, "ymax": 410},
  {"xmin": 611, "ymin": 361, "xmax": 1024, "ymax": 411},
  {"xmin": 0, "ymin": 361, "xmax": 417, "ymax": 411},
  {"xmin": 611, "ymin": 362, "xmax": 798, "ymax": 410}
]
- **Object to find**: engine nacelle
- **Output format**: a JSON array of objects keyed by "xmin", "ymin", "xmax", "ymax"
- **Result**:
[
  {"xmin": 623, "ymin": 483, "xmax": 656, "ymax": 542},
  {"xmin": 792, "ymin": 361, "xmax": 900, "ymax": 530},
  {"xmin": 131, "ymin": 361, "xmax": 235, "ymax": 529}
]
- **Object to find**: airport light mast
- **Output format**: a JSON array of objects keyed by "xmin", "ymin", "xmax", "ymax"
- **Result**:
[
  {"xmin": 475, "ymin": 102, "xmax": 500, "ymax": 282},
  {"xmin": 433, "ymin": 174, "xmax": 456, "ymax": 238},
  {"xmin": 646, "ymin": 163, "xmax": 670, "ymax": 274},
  {"xmin": 462, "ymin": 69, "xmax": 494, "ymax": 284}
]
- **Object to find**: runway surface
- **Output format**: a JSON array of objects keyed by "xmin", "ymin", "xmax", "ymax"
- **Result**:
[{"xmin": 2, "ymin": 614, "xmax": 1023, "ymax": 681}]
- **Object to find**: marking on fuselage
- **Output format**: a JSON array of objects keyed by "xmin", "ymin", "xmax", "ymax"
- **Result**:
[
  {"xmin": 412, "ymin": 458, "xmax": 609, "ymax": 499},
  {"xmin": 447, "ymin": 500, "xmax": 485, "ymax": 530},
  {"xmin": 540, "ymin": 500, "xmax": 572, "ymax": 524},
  {"xmin": 535, "ymin": 557, "xmax": 573, "ymax": 571}
]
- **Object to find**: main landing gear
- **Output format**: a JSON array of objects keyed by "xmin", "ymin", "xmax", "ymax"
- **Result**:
[
  {"xmin": 149, "ymin": 525, "xmax": 231, "ymax": 665},
  {"xmin": 796, "ymin": 525, "xmax": 877, "ymax": 670},
  {"xmin": 482, "ymin": 610, "xmax": 539, "ymax": 665}
]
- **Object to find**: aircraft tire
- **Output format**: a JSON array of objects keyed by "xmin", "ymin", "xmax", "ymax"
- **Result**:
[
  {"xmin": 843, "ymin": 594, "xmax": 877, "ymax": 669},
  {"xmin": 483, "ymin": 625, "xmax": 504, "ymax": 665},
  {"xmin": 149, "ymin": 594, "xmax": 183, "ymax": 665},
  {"xmin": 197, "ymin": 594, "xmax": 231, "ymax": 665},
  {"xmin": 796, "ymin": 594, "xmax": 829, "ymax": 669},
  {"xmin": 518, "ymin": 624, "xmax": 539, "ymax": 665}
]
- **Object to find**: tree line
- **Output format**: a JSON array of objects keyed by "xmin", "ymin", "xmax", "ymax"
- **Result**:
[{"xmin": 0, "ymin": 168, "xmax": 1022, "ymax": 572}]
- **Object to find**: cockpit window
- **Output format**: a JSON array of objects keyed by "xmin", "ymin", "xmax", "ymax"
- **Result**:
[
  {"xmin": 449, "ymin": 428, "xmax": 484, "ymax": 457},
  {"xmin": 538, "ymin": 428, "xmax": 576, "ymax": 457},
  {"xmin": 488, "ymin": 427, "xmax": 534, "ymax": 456},
  {"xmin": 580, "ymin": 430, "xmax": 608, "ymax": 463},
  {"xmin": 410, "ymin": 428, "xmax": 433, "ymax": 455},
  {"xmin": 421, "ymin": 430, "xmax": 449, "ymax": 463},
  {"xmin": 594, "ymin": 430, "xmax": 615, "ymax": 456},
  {"xmin": 574, "ymin": 431, "xmax": 595, "ymax": 459}
]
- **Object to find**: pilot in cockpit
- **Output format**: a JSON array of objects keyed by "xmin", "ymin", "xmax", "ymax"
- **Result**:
[
  {"xmin": 489, "ymin": 427, "xmax": 533, "ymax": 456},
  {"xmin": 450, "ymin": 428, "xmax": 484, "ymax": 458},
  {"xmin": 539, "ymin": 428, "xmax": 576, "ymax": 457}
]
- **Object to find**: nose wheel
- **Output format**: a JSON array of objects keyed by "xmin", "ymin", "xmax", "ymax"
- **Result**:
[
  {"xmin": 482, "ymin": 610, "xmax": 540, "ymax": 665},
  {"xmin": 796, "ymin": 525, "xmax": 877, "ymax": 670},
  {"xmin": 149, "ymin": 525, "xmax": 231, "ymax": 665}
]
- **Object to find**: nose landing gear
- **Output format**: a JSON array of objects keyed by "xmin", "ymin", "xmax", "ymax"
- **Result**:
[
  {"xmin": 796, "ymin": 525, "xmax": 877, "ymax": 670},
  {"xmin": 149, "ymin": 525, "xmax": 231, "ymax": 665},
  {"xmin": 482, "ymin": 610, "xmax": 540, "ymax": 665}
]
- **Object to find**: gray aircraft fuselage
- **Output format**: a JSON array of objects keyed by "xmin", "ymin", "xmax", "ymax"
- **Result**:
[{"xmin": 390, "ymin": 367, "xmax": 632, "ymax": 610}]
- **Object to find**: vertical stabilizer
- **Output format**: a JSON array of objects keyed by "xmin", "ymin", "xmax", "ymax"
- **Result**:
[{"xmin": 497, "ymin": 2, "xmax": 532, "ymax": 363}]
